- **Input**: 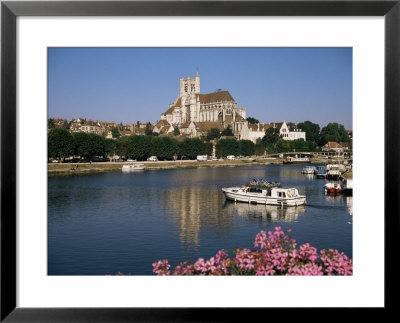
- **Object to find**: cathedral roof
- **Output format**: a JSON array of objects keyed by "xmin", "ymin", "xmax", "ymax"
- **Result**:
[
  {"xmin": 164, "ymin": 97, "xmax": 182, "ymax": 115},
  {"xmin": 197, "ymin": 91, "xmax": 235, "ymax": 104},
  {"xmin": 195, "ymin": 121, "xmax": 224, "ymax": 131}
]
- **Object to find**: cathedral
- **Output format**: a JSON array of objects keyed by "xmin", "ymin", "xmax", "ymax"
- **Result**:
[{"xmin": 160, "ymin": 73, "xmax": 247, "ymax": 135}]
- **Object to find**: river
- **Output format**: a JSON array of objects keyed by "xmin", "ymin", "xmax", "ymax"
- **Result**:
[{"xmin": 48, "ymin": 164, "xmax": 352, "ymax": 275}]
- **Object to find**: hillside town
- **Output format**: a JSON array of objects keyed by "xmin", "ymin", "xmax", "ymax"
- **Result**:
[{"xmin": 48, "ymin": 73, "xmax": 352, "ymax": 163}]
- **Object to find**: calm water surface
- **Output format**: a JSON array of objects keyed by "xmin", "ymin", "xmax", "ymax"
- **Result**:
[{"xmin": 48, "ymin": 164, "xmax": 352, "ymax": 275}]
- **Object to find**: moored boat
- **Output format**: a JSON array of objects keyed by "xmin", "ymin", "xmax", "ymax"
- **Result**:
[
  {"xmin": 302, "ymin": 166, "xmax": 317, "ymax": 174},
  {"xmin": 316, "ymin": 166, "xmax": 327, "ymax": 179},
  {"xmin": 122, "ymin": 163, "xmax": 145, "ymax": 172},
  {"xmin": 326, "ymin": 164, "xmax": 341, "ymax": 180},
  {"xmin": 222, "ymin": 179, "xmax": 306, "ymax": 206},
  {"xmin": 324, "ymin": 182, "xmax": 341, "ymax": 194},
  {"xmin": 285, "ymin": 156, "xmax": 310, "ymax": 164}
]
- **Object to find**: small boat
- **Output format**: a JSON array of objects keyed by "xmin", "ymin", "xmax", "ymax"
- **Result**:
[
  {"xmin": 285, "ymin": 156, "xmax": 310, "ymax": 164},
  {"xmin": 222, "ymin": 179, "xmax": 307, "ymax": 206},
  {"xmin": 302, "ymin": 166, "xmax": 317, "ymax": 174},
  {"xmin": 324, "ymin": 182, "xmax": 342, "ymax": 194},
  {"xmin": 122, "ymin": 163, "xmax": 145, "ymax": 172},
  {"xmin": 326, "ymin": 165, "xmax": 341, "ymax": 180},
  {"xmin": 316, "ymin": 166, "xmax": 327, "ymax": 179}
]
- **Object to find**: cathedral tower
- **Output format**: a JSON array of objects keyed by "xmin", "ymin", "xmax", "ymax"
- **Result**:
[{"xmin": 180, "ymin": 72, "xmax": 200, "ymax": 97}]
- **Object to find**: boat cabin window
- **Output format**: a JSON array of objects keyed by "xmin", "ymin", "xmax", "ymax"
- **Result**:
[
  {"xmin": 277, "ymin": 191, "xmax": 286, "ymax": 198},
  {"xmin": 249, "ymin": 187, "xmax": 263, "ymax": 193}
]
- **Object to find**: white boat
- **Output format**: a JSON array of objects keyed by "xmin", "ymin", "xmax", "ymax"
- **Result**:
[
  {"xmin": 286, "ymin": 155, "xmax": 310, "ymax": 163},
  {"xmin": 324, "ymin": 182, "xmax": 342, "ymax": 194},
  {"xmin": 302, "ymin": 166, "xmax": 317, "ymax": 174},
  {"xmin": 326, "ymin": 165, "xmax": 341, "ymax": 180},
  {"xmin": 222, "ymin": 180, "xmax": 306, "ymax": 206},
  {"xmin": 122, "ymin": 163, "xmax": 145, "ymax": 172}
]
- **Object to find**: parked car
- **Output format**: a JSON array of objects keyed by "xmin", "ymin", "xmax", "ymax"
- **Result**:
[
  {"xmin": 127, "ymin": 159, "xmax": 135, "ymax": 162},
  {"xmin": 196, "ymin": 155, "xmax": 208, "ymax": 161},
  {"xmin": 148, "ymin": 156, "xmax": 158, "ymax": 161},
  {"xmin": 227, "ymin": 155, "xmax": 235, "ymax": 160},
  {"xmin": 50, "ymin": 159, "xmax": 58, "ymax": 163}
]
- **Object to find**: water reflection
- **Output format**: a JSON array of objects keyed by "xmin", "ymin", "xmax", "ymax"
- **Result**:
[
  {"xmin": 223, "ymin": 201, "xmax": 306, "ymax": 223},
  {"xmin": 159, "ymin": 188, "xmax": 233, "ymax": 250},
  {"xmin": 346, "ymin": 196, "xmax": 353, "ymax": 216}
]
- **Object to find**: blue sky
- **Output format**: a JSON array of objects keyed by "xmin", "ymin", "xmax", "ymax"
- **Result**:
[{"xmin": 48, "ymin": 47, "xmax": 352, "ymax": 129}]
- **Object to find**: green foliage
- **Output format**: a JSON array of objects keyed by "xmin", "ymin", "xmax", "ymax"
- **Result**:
[
  {"xmin": 48, "ymin": 118, "xmax": 55, "ymax": 129},
  {"xmin": 246, "ymin": 117, "xmax": 259, "ymax": 124},
  {"xmin": 266, "ymin": 138, "xmax": 318, "ymax": 154},
  {"xmin": 151, "ymin": 136, "xmax": 179, "ymax": 160},
  {"xmin": 221, "ymin": 125, "xmax": 234, "ymax": 137},
  {"xmin": 125, "ymin": 135, "xmax": 152, "ymax": 161},
  {"xmin": 173, "ymin": 127, "xmax": 180, "ymax": 136},
  {"xmin": 319, "ymin": 123, "xmax": 350, "ymax": 146},
  {"xmin": 61, "ymin": 120, "xmax": 70, "ymax": 130},
  {"xmin": 239, "ymin": 140, "xmax": 255, "ymax": 157},
  {"xmin": 255, "ymin": 143, "xmax": 265, "ymax": 156},
  {"xmin": 181, "ymin": 138, "xmax": 204, "ymax": 159},
  {"xmin": 116, "ymin": 136, "xmax": 129, "ymax": 158},
  {"xmin": 203, "ymin": 142, "xmax": 213, "ymax": 156},
  {"xmin": 72, "ymin": 132, "xmax": 89, "ymax": 157},
  {"xmin": 104, "ymin": 139, "xmax": 116, "ymax": 157},
  {"xmin": 48, "ymin": 128, "xmax": 74, "ymax": 160},
  {"xmin": 216, "ymin": 138, "xmax": 240, "ymax": 157},
  {"xmin": 111, "ymin": 127, "xmax": 121, "ymax": 138},
  {"xmin": 206, "ymin": 127, "xmax": 221, "ymax": 141},
  {"xmin": 262, "ymin": 127, "xmax": 281, "ymax": 146},
  {"xmin": 72, "ymin": 132, "xmax": 105, "ymax": 160},
  {"xmin": 297, "ymin": 121, "xmax": 320, "ymax": 144},
  {"xmin": 145, "ymin": 123, "xmax": 153, "ymax": 136}
]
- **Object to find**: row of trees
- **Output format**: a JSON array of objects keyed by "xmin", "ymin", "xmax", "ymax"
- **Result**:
[
  {"xmin": 259, "ymin": 121, "xmax": 350, "ymax": 153},
  {"xmin": 48, "ymin": 129, "xmax": 264, "ymax": 161}
]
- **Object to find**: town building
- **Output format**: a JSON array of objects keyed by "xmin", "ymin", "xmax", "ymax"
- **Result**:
[
  {"xmin": 269, "ymin": 121, "xmax": 306, "ymax": 141},
  {"xmin": 322, "ymin": 142, "xmax": 344, "ymax": 152}
]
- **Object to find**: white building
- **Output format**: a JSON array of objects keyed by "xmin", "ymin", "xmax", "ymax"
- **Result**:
[
  {"xmin": 161, "ymin": 73, "xmax": 247, "ymax": 138},
  {"xmin": 273, "ymin": 121, "xmax": 306, "ymax": 141}
]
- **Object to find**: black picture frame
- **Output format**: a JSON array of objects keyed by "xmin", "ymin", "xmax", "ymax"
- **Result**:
[{"xmin": 1, "ymin": 0, "xmax": 398, "ymax": 321}]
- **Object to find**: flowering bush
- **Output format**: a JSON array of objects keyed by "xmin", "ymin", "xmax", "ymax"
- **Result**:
[{"xmin": 153, "ymin": 227, "xmax": 352, "ymax": 276}]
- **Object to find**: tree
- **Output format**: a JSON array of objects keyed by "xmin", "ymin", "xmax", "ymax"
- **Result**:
[
  {"xmin": 151, "ymin": 136, "xmax": 179, "ymax": 160},
  {"xmin": 72, "ymin": 132, "xmax": 105, "ymax": 160},
  {"xmin": 297, "ymin": 121, "xmax": 320, "ymax": 145},
  {"xmin": 203, "ymin": 142, "xmax": 213, "ymax": 156},
  {"xmin": 262, "ymin": 127, "xmax": 281, "ymax": 146},
  {"xmin": 216, "ymin": 138, "xmax": 240, "ymax": 157},
  {"xmin": 255, "ymin": 143, "xmax": 265, "ymax": 156},
  {"xmin": 246, "ymin": 117, "xmax": 259, "ymax": 124},
  {"xmin": 174, "ymin": 127, "xmax": 180, "ymax": 136},
  {"xmin": 221, "ymin": 125, "xmax": 234, "ymax": 137},
  {"xmin": 61, "ymin": 120, "xmax": 70, "ymax": 130},
  {"xmin": 104, "ymin": 139, "xmax": 116, "ymax": 157},
  {"xmin": 206, "ymin": 128, "xmax": 221, "ymax": 141},
  {"xmin": 72, "ymin": 132, "xmax": 90, "ymax": 158},
  {"xmin": 48, "ymin": 128, "xmax": 74, "ymax": 160},
  {"xmin": 181, "ymin": 138, "xmax": 204, "ymax": 159},
  {"xmin": 145, "ymin": 123, "xmax": 153, "ymax": 136},
  {"xmin": 125, "ymin": 135, "xmax": 152, "ymax": 161},
  {"xmin": 111, "ymin": 127, "xmax": 121, "ymax": 138},
  {"xmin": 319, "ymin": 123, "xmax": 350, "ymax": 147},
  {"xmin": 87, "ymin": 133, "xmax": 105, "ymax": 159},
  {"xmin": 48, "ymin": 118, "xmax": 55, "ymax": 129},
  {"xmin": 239, "ymin": 140, "xmax": 255, "ymax": 157}
]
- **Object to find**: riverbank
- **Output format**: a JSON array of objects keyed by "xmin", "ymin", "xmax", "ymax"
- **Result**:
[{"xmin": 48, "ymin": 157, "xmax": 338, "ymax": 175}]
